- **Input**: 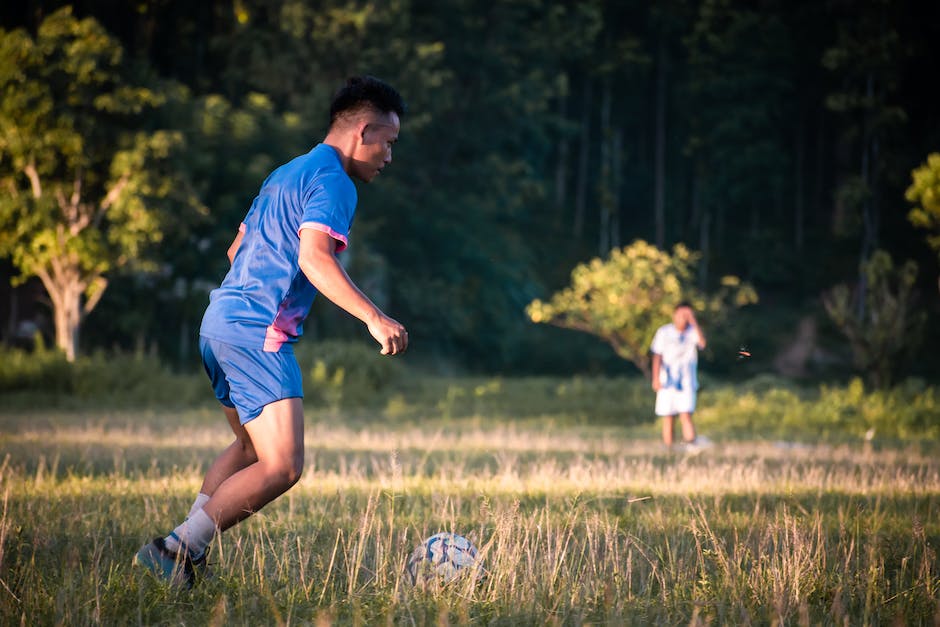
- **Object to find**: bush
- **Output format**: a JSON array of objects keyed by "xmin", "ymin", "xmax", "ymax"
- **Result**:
[
  {"xmin": 0, "ymin": 340, "xmax": 206, "ymax": 409},
  {"xmin": 0, "ymin": 338, "xmax": 74, "ymax": 394},
  {"xmin": 695, "ymin": 374, "xmax": 940, "ymax": 441},
  {"xmin": 1, "ymin": 339, "xmax": 937, "ymax": 443},
  {"xmin": 812, "ymin": 377, "xmax": 939, "ymax": 440},
  {"xmin": 294, "ymin": 339, "xmax": 403, "ymax": 408}
]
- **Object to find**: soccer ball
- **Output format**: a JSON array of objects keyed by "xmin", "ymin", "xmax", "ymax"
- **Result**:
[{"xmin": 406, "ymin": 532, "xmax": 481, "ymax": 586}]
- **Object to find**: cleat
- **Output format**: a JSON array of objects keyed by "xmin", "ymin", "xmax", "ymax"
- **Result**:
[{"xmin": 133, "ymin": 537, "xmax": 206, "ymax": 588}]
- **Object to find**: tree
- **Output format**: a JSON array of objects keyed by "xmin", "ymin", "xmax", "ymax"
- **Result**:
[
  {"xmin": 682, "ymin": 0, "xmax": 795, "ymax": 286},
  {"xmin": 81, "ymin": 89, "xmax": 300, "ymax": 364},
  {"xmin": 0, "ymin": 8, "xmax": 198, "ymax": 361},
  {"xmin": 822, "ymin": 0, "xmax": 908, "ymax": 317},
  {"xmin": 905, "ymin": 152, "xmax": 940, "ymax": 291},
  {"xmin": 526, "ymin": 239, "xmax": 757, "ymax": 377},
  {"xmin": 822, "ymin": 249, "xmax": 925, "ymax": 388}
]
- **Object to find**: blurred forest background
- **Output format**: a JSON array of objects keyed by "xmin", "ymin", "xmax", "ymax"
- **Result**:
[{"xmin": 1, "ymin": 0, "xmax": 939, "ymax": 384}]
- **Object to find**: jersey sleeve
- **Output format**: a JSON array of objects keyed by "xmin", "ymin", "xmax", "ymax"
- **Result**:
[
  {"xmin": 650, "ymin": 327, "xmax": 665, "ymax": 355},
  {"xmin": 298, "ymin": 172, "xmax": 355, "ymax": 253}
]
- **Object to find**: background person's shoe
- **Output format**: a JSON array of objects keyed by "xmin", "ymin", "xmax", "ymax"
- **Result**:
[{"xmin": 682, "ymin": 435, "xmax": 713, "ymax": 454}]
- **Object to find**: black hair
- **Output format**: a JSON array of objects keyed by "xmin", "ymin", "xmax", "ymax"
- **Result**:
[
  {"xmin": 675, "ymin": 301, "xmax": 694, "ymax": 311},
  {"xmin": 329, "ymin": 76, "xmax": 406, "ymax": 127}
]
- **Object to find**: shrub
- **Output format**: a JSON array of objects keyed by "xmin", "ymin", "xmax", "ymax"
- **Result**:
[
  {"xmin": 695, "ymin": 375, "xmax": 940, "ymax": 441},
  {"xmin": 294, "ymin": 339, "xmax": 403, "ymax": 408},
  {"xmin": 0, "ymin": 340, "xmax": 206, "ymax": 408},
  {"xmin": 0, "ymin": 337, "xmax": 74, "ymax": 394}
]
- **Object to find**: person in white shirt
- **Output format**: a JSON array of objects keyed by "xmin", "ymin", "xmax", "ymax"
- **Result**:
[{"xmin": 650, "ymin": 302, "xmax": 707, "ymax": 447}]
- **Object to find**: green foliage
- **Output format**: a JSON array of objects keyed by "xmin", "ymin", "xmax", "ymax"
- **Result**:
[
  {"xmin": 0, "ymin": 335, "xmax": 73, "ymax": 395},
  {"xmin": 0, "ymin": 340, "xmax": 205, "ymax": 408},
  {"xmin": 527, "ymin": 240, "xmax": 757, "ymax": 376},
  {"xmin": 696, "ymin": 374, "xmax": 940, "ymax": 441},
  {"xmin": 294, "ymin": 340, "xmax": 403, "ymax": 409},
  {"xmin": 684, "ymin": 1, "xmax": 793, "ymax": 204},
  {"xmin": 1, "ymin": 338, "xmax": 938, "ymax": 443},
  {"xmin": 0, "ymin": 7, "xmax": 202, "ymax": 359},
  {"xmin": 822, "ymin": 250, "xmax": 925, "ymax": 388},
  {"xmin": 906, "ymin": 152, "xmax": 940, "ymax": 267},
  {"xmin": 1, "ymin": 1, "xmax": 938, "ymax": 375},
  {"xmin": 80, "ymin": 87, "xmax": 312, "ymax": 364}
]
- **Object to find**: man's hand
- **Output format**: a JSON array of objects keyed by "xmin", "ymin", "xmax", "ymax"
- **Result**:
[
  {"xmin": 299, "ymin": 229, "xmax": 409, "ymax": 355},
  {"xmin": 367, "ymin": 313, "xmax": 408, "ymax": 355},
  {"xmin": 687, "ymin": 310, "xmax": 706, "ymax": 349}
]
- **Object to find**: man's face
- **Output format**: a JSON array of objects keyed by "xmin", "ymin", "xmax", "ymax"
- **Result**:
[
  {"xmin": 349, "ymin": 110, "xmax": 400, "ymax": 183},
  {"xmin": 673, "ymin": 306, "xmax": 692, "ymax": 330}
]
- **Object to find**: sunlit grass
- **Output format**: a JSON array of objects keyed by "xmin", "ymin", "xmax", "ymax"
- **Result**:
[{"xmin": 1, "ymin": 395, "xmax": 938, "ymax": 624}]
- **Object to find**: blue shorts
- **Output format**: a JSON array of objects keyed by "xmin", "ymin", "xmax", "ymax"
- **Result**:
[{"xmin": 200, "ymin": 336, "xmax": 303, "ymax": 424}]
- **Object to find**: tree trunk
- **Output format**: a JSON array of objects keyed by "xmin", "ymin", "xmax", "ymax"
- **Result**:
[
  {"xmin": 653, "ymin": 37, "xmax": 668, "ymax": 248},
  {"xmin": 554, "ymin": 83, "xmax": 569, "ymax": 227},
  {"xmin": 857, "ymin": 72, "xmax": 878, "ymax": 321},
  {"xmin": 38, "ymin": 263, "xmax": 106, "ymax": 363},
  {"xmin": 794, "ymin": 109, "xmax": 805, "ymax": 252},
  {"xmin": 52, "ymin": 283, "xmax": 82, "ymax": 362},
  {"xmin": 6, "ymin": 288, "xmax": 17, "ymax": 342},
  {"xmin": 692, "ymin": 165, "xmax": 711, "ymax": 290},
  {"xmin": 611, "ymin": 127, "xmax": 622, "ymax": 250},
  {"xmin": 598, "ymin": 80, "xmax": 612, "ymax": 254},
  {"xmin": 574, "ymin": 76, "xmax": 593, "ymax": 239},
  {"xmin": 21, "ymin": 160, "xmax": 115, "ymax": 363},
  {"xmin": 699, "ymin": 210, "xmax": 711, "ymax": 290}
]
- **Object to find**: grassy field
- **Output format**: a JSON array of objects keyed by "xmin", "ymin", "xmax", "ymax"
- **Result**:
[{"xmin": 1, "ymin": 375, "xmax": 939, "ymax": 625}]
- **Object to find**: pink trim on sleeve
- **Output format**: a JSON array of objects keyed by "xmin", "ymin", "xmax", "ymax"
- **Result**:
[{"xmin": 299, "ymin": 221, "xmax": 348, "ymax": 252}]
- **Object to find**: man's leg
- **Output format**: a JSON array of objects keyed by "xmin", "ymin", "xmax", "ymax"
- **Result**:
[
  {"xmin": 199, "ymin": 405, "xmax": 258, "ymax": 497},
  {"xmin": 158, "ymin": 398, "xmax": 302, "ymax": 560},
  {"xmin": 136, "ymin": 342, "xmax": 305, "ymax": 585},
  {"xmin": 679, "ymin": 412, "xmax": 696, "ymax": 443},
  {"xmin": 662, "ymin": 414, "xmax": 675, "ymax": 446},
  {"xmin": 201, "ymin": 397, "xmax": 304, "ymax": 532}
]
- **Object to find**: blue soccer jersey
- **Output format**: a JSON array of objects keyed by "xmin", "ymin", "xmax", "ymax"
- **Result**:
[{"xmin": 200, "ymin": 144, "xmax": 357, "ymax": 352}]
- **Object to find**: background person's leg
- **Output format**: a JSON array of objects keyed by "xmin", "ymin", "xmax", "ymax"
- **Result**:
[
  {"xmin": 679, "ymin": 412, "xmax": 696, "ymax": 443},
  {"xmin": 662, "ymin": 415, "xmax": 675, "ymax": 446}
]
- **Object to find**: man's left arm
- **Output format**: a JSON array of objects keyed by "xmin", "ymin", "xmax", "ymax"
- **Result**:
[
  {"xmin": 298, "ymin": 228, "xmax": 407, "ymax": 355},
  {"xmin": 226, "ymin": 228, "xmax": 244, "ymax": 265},
  {"xmin": 689, "ymin": 311, "xmax": 706, "ymax": 349}
]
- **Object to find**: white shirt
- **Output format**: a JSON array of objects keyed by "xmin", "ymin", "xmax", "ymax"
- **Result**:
[{"xmin": 650, "ymin": 323, "xmax": 701, "ymax": 391}]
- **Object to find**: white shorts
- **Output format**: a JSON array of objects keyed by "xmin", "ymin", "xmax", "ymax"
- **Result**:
[{"xmin": 655, "ymin": 386, "xmax": 696, "ymax": 416}]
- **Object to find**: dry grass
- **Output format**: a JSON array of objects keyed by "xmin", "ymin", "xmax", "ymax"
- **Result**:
[{"xmin": 0, "ymin": 406, "xmax": 938, "ymax": 625}]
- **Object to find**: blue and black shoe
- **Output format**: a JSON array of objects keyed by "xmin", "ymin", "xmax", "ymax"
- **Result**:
[{"xmin": 133, "ymin": 537, "xmax": 208, "ymax": 588}]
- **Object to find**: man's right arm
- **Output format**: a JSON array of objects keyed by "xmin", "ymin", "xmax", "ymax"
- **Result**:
[
  {"xmin": 651, "ymin": 353, "xmax": 662, "ymax": 391},
  {"xmin": 298, "ymin": 228, "xmax": 408, "ymax": 355}
]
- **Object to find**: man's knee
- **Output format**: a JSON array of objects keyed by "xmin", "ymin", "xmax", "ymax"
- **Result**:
[
  {"xmin": 268, "ymin": 452, "xmax": 304, "ymax": 489},
  {"xmin": 286, "ymin": 452, "xmax": 303, "ymax": 486}
]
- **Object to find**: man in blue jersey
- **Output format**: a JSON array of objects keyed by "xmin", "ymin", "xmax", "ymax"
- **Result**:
[{"xmin": 134, "ymin": 76, "xmax": 408, "ymax": 586}]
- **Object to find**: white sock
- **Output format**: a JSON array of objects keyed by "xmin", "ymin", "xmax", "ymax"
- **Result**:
[
  {"xmin": 164, "ymin": 508, "xmax": 217, "ymax": 558},
  {"xmin": 187, "ymin": 493, "xmax": 211, "ymax": 519}
]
